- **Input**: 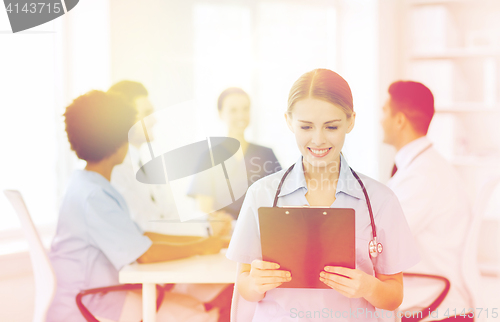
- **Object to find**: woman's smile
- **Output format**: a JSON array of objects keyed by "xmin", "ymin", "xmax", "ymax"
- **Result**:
[{"xmin": 307, "ymin": 147, "xmax": 332, "ymax": 158}]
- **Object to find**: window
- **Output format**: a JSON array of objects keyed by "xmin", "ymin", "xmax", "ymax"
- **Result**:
[
  {"xmin": 193, "ymin": 1, "xmax": 337, "ymax": 163},
  {"xmin": 0, "ymin": 0, "xmax": 111, "ymax": 250},
  {"xmin": 0, "ymin": 20, "xmax": 60, "ymax": 233}
]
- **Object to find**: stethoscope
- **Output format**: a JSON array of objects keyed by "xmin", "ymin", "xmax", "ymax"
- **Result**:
[{"xmin": 272, "ymin": 160, "xmax": 383, "ymax": 259}]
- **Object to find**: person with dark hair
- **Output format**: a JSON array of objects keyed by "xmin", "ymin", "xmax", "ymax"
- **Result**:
[
  {"xmin": 47, "ymin": 90, "xmax": 227, "ymax": 322},
  {"xmin": 226, "ymin": 69, "xmax": 420, "ymax": 321},
  {"xmin": 382, "ymin": 81, "xmax": 474, "ymax": 321},
  {"xmin": 385, "ymin": 81, "xmax": 435, "ymax": 136},
  {"xmin": 188, "ymin": 87, "xmax": 281, "ymax": 229}
]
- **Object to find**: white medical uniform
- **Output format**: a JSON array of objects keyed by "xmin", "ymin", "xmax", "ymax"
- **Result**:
[
  {"xmin": 227, "ymin": 154, "xmax": 420, "ymax": 322},
  {"xmin": 387, "ymin": 136, "xmax": 473, "ymax": 320},
  {"xmin": 111, "ymin": 145, "xmax": 178, "ymax": 232}
]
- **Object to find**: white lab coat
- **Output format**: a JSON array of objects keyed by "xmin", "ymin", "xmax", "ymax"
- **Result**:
[
  {"xmin": 111, "ymin": 145, "xmax": 178, "ymax": 232},
  {"xmin": 111, "ymin": 146, "xmax": 227, "ymax": 306},
  {"xmin": 388, "ymin": 136, "xmax": 473, "ymax": 320}
]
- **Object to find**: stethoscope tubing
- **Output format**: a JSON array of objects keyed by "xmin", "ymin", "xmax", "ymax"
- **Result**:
[{"xmin": 273, "ymin": 160, "xmax": 381, "ymax": 258}]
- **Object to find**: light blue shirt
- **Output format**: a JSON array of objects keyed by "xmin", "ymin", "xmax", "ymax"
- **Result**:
[
  {"xmin": 226, "ymin": 154, "xmax": 420, "ymax": 322},
  {"xmin": 47, "ymin": 170, "xmax": 152, "ymax": 322}
]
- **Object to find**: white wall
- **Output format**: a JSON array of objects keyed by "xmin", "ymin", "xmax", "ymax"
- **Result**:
[
  {"xmin": 0, "ymin": 0, "xmax": 111, "ymax": 243},
  {"xmin": 336, "ymin": 0, "xmax": 379, "ymax": 178},
  {"xmin": 109, "ymin": 0, "xmax": 380, "ymax": 178}
]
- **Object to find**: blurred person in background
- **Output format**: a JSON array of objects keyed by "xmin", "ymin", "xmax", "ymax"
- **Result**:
[
  {"xmin": 108, "ymin": 81, "xmax": 232, "ymax": 322},
  {"xmin": 47, "ymin": 90, "xmax": 228, "ymax": 322},
  {"xmin": 188, "ymin": 87, "xmax": 282, "ymax": 236},
  {"xmin": 109, "ymin": 80, "xmax": 177, "ymax": 231},
  {"xmin": 381, "ymin": 81, "xmax": 474, "ymax": 321}
]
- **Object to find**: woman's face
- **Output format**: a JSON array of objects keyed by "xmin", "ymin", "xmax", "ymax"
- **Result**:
[
  {"xmin": 285, "ymin": 98, "xmax": 355, "ymax": 170},
  {"xmin": 219, "ymin": 93, "xmax": 250, "ymax": 133}
]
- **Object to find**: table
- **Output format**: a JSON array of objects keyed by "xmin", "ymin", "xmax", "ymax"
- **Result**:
[{"xmin": 119, "ymin": 252, "xmax": 237, "ymax": 322}]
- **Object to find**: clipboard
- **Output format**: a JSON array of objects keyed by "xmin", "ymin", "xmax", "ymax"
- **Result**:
[{"xmin": 258, "ymin": 207, "xmax": 355, "ymax": 289}]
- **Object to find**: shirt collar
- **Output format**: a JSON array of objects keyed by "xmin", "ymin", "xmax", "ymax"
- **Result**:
[
  {"xmin": 77, "ymin": 169, "xmax": 115, "ymax": 193},
  {"xmin": 337, "ymin": 153, "xmax": 365, "ymax": 200},
  {"xmin": 77, "ymin": 169, "xmax": 128, "ymax": 209},
  {"xmin": 277, "ymin": 156, "xmax": 307, "ymax": 198},
  {"xmin": 77, "ymin": 169, "xmax": 110, "ymax": 185},
  {"xmin": 395, "ymin": 136, "xmax": 432, "ymax": 170},
  {"xmin": 277, "ymin": 153, "xmax": 365, "ymax": 200}
]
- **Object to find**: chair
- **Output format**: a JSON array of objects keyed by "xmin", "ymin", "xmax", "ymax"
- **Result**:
[
  {"xmin": 4, "ymin": 190, "xmax": 167, "ymax": 322},
  {"xmin": 400, "ymin": 273, "xmax": 450, "ymax": 322},
  {"xmin": 3, "ymin": 190, "xmax": 57, "ymax": 322},
  {"xmin": 230, "ymin": 263, "xmax": 256, "ymax": 322}
]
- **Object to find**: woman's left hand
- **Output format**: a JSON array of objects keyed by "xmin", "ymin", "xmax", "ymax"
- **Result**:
[{"xmin": 319, "ymin": 266, "xmax": 377, "ymax": 299}]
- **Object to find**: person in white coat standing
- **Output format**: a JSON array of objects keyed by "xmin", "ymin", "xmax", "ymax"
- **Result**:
[{"xmin": 381, "ymin": 80, "xmax": 474, "ymax": 321}]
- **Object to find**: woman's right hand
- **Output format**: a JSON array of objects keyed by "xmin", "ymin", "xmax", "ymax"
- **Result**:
[{"xmin": 248, "ymin": 259, "xmax": 292, "ymax": 294}]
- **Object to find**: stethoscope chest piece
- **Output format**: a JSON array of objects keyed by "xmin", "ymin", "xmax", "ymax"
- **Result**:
[{"xmin": 369, "ymin": 238, "xmax": 383, "ymax": 258}]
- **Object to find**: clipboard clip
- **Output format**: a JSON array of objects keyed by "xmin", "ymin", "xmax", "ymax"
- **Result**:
[
  {"xmin": 281, "ymin": 205, "xmax": 327, "ymax": 208},
  {"xmin": 281, "ymin": 206, "xmax": 330, "ymax": 215}
]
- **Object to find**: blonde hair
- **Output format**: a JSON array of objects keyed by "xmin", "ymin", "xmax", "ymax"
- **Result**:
[{"xmin": 287, "ymin": 69, "xmax": 354, "ymax": 118}]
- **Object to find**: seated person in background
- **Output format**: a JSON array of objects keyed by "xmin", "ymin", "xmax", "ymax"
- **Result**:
[
  {"xmin": 381, "ymin": 81, "xmax": 474, "ymax": 321},
  {"xmin": 109, "ymin": 80, "xmax": 177, "ymax": 232},
  {"xmin": 108, "ymin": 80, "xmax": 232, "ymax": 322},
  {"xmin": 188, "ymin": 87, "xmax": 282, "ymax": 235},
  {"xmin": 47, "ymin": 90, "xmax": 227, "ymax": 322}
]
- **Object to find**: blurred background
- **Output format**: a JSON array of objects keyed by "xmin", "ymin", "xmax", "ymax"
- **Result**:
[{"xmin": 1, "ymin": 0, "xmax": 500, "ymax": 320}]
